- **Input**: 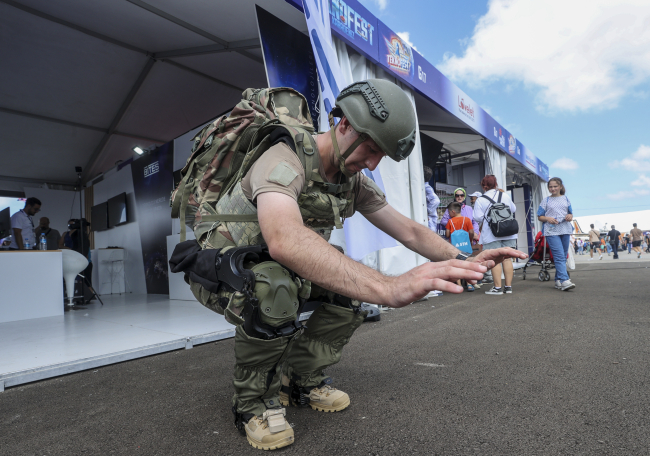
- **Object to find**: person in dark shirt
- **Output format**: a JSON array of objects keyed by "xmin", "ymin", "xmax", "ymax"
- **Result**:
[{"xmin": 607, "ymin": 225, "xmax": 621, "ymax": 260}]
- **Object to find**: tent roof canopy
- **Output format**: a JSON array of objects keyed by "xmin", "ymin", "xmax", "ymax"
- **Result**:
[{"xmin": 1, "ymin": 0, "xmax": 308, "ymax": 185}]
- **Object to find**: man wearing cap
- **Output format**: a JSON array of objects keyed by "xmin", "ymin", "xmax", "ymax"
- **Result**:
[
  {"xmin": 469, "ymin": 191, "xmax": 482, "ymax": 207},
  {"xmin": 177, "ymin": 79, "xmax": 528, "ymax": 450}
]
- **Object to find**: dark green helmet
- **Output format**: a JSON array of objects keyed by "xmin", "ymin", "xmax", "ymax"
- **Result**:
[{"xmin": 333, "ymin": 79, "xmax": 417, "ymax": 162}]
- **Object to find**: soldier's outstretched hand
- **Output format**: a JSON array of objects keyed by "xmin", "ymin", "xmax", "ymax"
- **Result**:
[
  {"xmin": 385, "ymin": 260, "xmax": 488, "ymax": 308},
  {"xmin": 470, "ymin": 247, "xmax": 528, "ymax": 269}
]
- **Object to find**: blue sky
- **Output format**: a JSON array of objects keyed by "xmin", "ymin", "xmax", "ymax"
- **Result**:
[{"xmin": 359, "ymin": 0, "xmax": 650, "ymax": 217}]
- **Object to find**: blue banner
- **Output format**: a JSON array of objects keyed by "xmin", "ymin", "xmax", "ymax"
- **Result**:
[
  {"xmin": 329, "ymin": 0, "xmax": 378, "ymax": 62},
  {"xmin": 329, "ymin": 0, "xmax": 549, "ymax": 181},
  {"xmin": 256, "ymin": 5, "xmax": 319, "ymax": 129},
  {"xmin": 131, "ymin": 143, "xmax": 173, "ymax": 294}
]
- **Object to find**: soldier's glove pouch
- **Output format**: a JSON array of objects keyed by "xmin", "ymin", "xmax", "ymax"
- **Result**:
[{"xmin": 169, "ymin": 240, "xmax": 307, "ymax": 337}]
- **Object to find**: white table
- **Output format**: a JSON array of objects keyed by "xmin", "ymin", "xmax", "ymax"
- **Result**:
[{"xmin": 0, "ymin": 250, "xmax": 64, "ymax": 323}]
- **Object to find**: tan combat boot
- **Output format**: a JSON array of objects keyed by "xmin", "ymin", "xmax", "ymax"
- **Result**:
[
  {"xmin": 244, "ymin": 408, "xmax": 294, "ymax": 450},
  {"xmin": 280, "ymin": 375, "xmax": 350, "ymax": 412}
]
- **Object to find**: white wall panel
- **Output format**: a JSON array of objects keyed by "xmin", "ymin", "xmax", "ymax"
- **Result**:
[{"xmin": 92, "ymin": 165, "xmax": 147, "ymax": 294}]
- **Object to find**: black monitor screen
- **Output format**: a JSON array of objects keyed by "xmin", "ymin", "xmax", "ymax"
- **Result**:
[
  {"xmin": 90, "ymin": 203, "xmax": 108, "ymax": 232},
  {"xmin": 0, "ymin": 207, "xmax": 11, "ymax": 238},
  {"xmin": 107, "ymin": 193, "xmax": 128, "ymax": 228}
]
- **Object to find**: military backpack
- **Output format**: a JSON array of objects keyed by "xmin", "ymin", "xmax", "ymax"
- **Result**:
[{"xmin": 171, "ymin": 87, "xmax": 360, "ymax": 247}]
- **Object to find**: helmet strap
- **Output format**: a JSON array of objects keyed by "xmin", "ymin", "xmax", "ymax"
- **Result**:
[{"xmin": 329, "ymin": 111, "xmax": 368, "ymax": 177}]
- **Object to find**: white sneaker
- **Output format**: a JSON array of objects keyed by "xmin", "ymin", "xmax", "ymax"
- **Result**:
[
  {"xmin": 559, "ymin": 280, "xmax": 576, "ymax": 291},
  {"xmin": 588, "ymin": 258, "xmax": 594, "ymax": 261},
  {"xmin": 426, "ymin": 290, "xmax": 443, "ymax": 297},
  {"xmin": 599, "ymin": 255, "xmax": 603, "ymax": 260},
  {"xmin": 638, "ymin": 252, "xmax": 642, "ymax": 258},
  {"xmin": 555, "ymin": 280, "xmax": 562, "ymax": 289},
  {"xmin": 485, "ymin": 287, "xmax": 503, "ymax": 295}
]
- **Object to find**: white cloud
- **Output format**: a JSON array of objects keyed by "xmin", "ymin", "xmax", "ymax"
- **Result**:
[
  {"xmin": 439, "ymin": 0, "xmax": 650, "ymax": 113},
  {"xmin": 396, "ymin": 32, "xmax": 419, "ymax": 53},
  {"xmin": 607, "ymin": 189, "xmax": 650, "ymax": 200},
  {"xmin": 611, "ymin": 145, "xmax": 650, "ymax": 172},
  {"xmin": 361, "ymin": 0, "xmax": 388, "ymax": 11},
  {"xmin": 631, "ymin": 175, "xmax": 650, "ymax": 187},
  {"xmin": 551, "ymin": 158, "xmax": 579, "ymax": 171}
]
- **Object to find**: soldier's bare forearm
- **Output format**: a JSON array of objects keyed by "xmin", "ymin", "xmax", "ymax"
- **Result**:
[
  {"xmin": 270, "ymin": 221, "xmax": 391, "ymax": 305},
  {"xmin": 258, "ymin": 192, "xmax": 393, "ymax": 305}
]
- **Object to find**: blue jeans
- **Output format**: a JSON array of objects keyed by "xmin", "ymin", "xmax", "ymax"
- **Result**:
[{"xmin": 546, "ymin": 234, "xmax": 570, "ymax": 282}]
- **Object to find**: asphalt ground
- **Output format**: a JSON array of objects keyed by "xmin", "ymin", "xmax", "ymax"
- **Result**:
[{"xmin": 2, "ymin": 261, "xmax": 650, "ymax": 456}]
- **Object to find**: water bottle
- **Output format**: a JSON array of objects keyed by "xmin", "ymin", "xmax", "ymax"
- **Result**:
[
  {"xmin": 24, "ymin": 238, "xmax": 31, "ymax": 250},
  {"xmin": 40, "ymin": 233, "xmax": 48, "ymax": 250}
]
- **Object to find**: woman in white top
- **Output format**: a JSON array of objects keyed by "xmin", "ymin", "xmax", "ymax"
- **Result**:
[
  {"xmin": 473, "ymin": 175, "xmax": 517, "ymax": 295},
  {"xmin": 537, "ymin": 177, "xmax": 575, "ymax": 291}
]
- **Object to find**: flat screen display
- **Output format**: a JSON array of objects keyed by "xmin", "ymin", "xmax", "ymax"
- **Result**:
[
  {"xmin": 90, "ymin": 202, "xmax": 108, "ymax": 232},
  {"xmin": 107, "ymin": 193, "xmax": 128, "ymax": 228}
]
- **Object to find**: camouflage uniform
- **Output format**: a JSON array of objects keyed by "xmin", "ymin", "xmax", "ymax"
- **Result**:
[{"xmin": 170, "ymin": 79, "xmax": 417, "ymax": 449}]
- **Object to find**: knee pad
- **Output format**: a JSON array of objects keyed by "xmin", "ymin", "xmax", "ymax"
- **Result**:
[{"xmin": 242, "ymin": 261, "xmax": 303, "ymax": 340}]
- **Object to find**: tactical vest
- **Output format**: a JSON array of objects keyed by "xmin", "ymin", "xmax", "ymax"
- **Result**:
[{"xmin": 199, "ymin": 129, "xmax": 357, "ymax": 250}]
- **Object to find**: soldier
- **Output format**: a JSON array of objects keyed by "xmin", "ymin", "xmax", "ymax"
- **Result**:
[{"xmin": 171, "ymin": 79, "xmax": 527, "ymax": 450}]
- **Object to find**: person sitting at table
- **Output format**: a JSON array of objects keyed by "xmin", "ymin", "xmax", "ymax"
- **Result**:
[{"xmin": 34, "ymin": 217, "xmax": 61, "ymax": 250}]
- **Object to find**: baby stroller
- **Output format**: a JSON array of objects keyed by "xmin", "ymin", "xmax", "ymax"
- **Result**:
[{"xmin": 523, "ymin": 231, "xmax": 558, "ymax": 282}]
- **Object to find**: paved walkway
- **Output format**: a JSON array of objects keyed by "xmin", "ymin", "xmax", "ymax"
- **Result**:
[
  {"xmin": 2, "ymin": 261, "xmax": 649, "ymax": 455},
  {"xmin": 575, "ymin": 248, "xmax": 649, "ymax": 264}
]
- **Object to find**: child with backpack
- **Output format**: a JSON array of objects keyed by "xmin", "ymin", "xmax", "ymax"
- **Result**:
[{"xmin": 446, "ymin": 201, "xmax": 475, "ymax": 291}]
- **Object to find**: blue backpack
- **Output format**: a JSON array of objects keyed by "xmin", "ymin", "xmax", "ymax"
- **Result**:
[{"xmin": 449, "ymin": 218, "xmax": 473, "ymax": 254}]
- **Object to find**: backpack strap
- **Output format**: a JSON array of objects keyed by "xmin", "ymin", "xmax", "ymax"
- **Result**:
[
  {"xmin": 480, "ymin": 191, "xmax": 497, "ymax": 227},
  {"xmin": 480, "ymin": 193, "xmax": 497, "ymax": 205},
  {"xmin": 449, "ymin": 218, "xmax": 460, "ymax": 233}
]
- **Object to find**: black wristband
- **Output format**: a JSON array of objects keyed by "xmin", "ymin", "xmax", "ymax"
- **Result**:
[{"xmin": 455, "ymin": 252, "xmax": 469, "ymax": 261}]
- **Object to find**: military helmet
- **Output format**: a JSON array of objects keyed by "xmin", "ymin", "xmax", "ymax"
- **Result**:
[{"xmin": 334, "ymin": 79, "xmax": 417, "ymax": 162}]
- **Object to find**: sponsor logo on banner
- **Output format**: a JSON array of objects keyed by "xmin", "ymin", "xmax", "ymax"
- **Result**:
[
  {"xmin": 144, "ymin": 161, "xmax": 159, "ymax": 178},
  {"xmin": 418, "ymin": 65, "xmax": 426, "ymax": 83},
  {"xmin": 508, "ymin": 134, "xmax": 516, "ymax": 155},
  {"xmin": 383, "ymin": 34, "xmax": 414, "ymax": 79},
  {"xmin": 330, "ymin": 0, "xmax": 374, "ymax": 45},
  {"xmin": 457, "ymin": 96, "xmax": 475, "ymax": 122},
  {"xmin": 525, "ymin": 150, "xmax": 537, "ymax": 171},
  {"xmin": 494, "ymin": 127, "xmax": 506, "ymax": 148}
]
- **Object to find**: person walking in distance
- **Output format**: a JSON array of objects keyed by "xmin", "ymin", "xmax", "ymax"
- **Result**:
[
  {"xmin": 473, "ymin": 175, "xmax": 518, "ymax": 295},
  {"xmin": 607, "ymin": 225, "xmax": 621, "ymax": 260},
  {"xmin": 629, "ymin": 223, "xmax": 643, "ymax": 258},
  {"xmin": 537, "ymin": 177, "xmax": 575, "ymax": 290},
  {"xmin": 588, "ymin": 224, "xmax": 602, "ymax": 260}
]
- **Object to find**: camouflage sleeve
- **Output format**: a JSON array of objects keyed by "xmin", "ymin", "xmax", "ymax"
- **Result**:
[
  {"xmin": 241, "ymin": 142, "xmax": 306, "ymax": 203},
  {"xmin": 354, "ymin": 172, "xmax": 388, "ymax": 215}
]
